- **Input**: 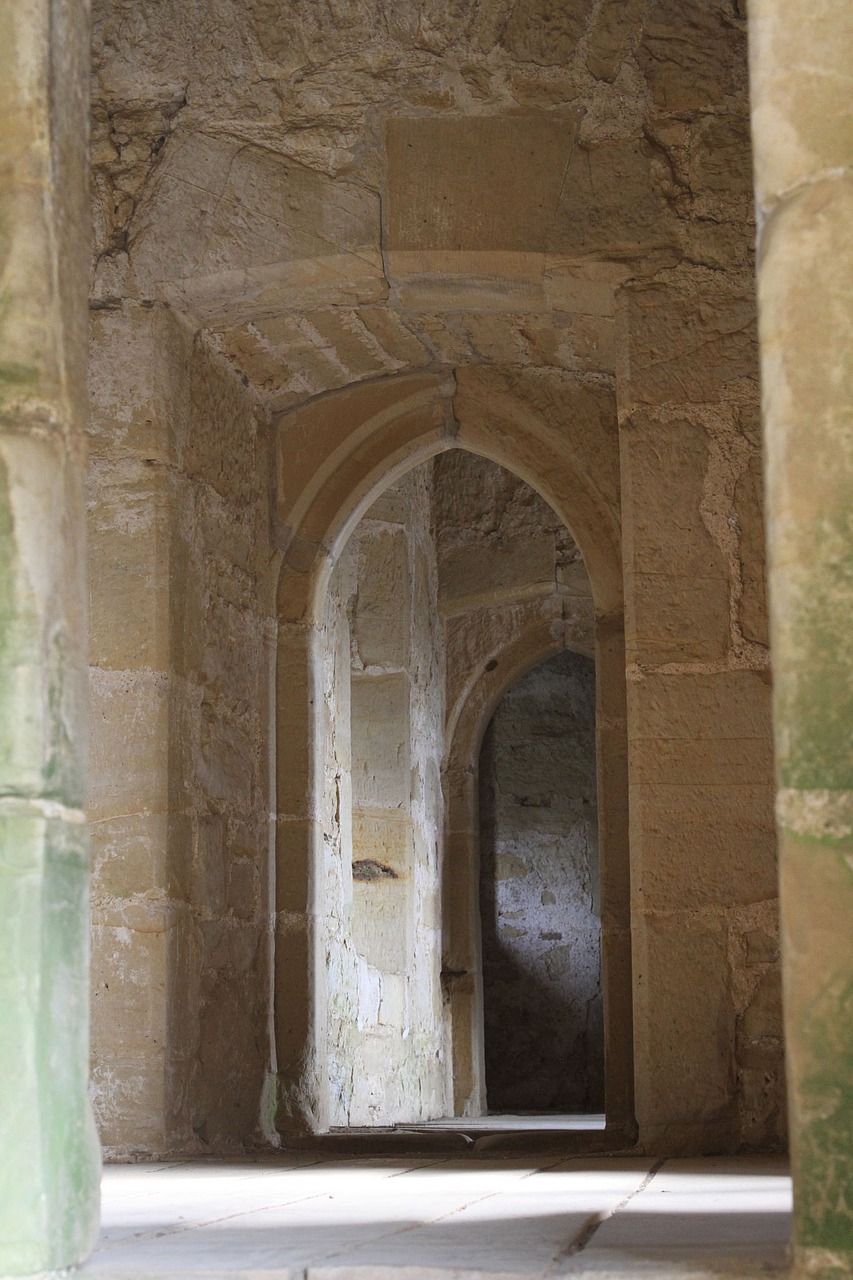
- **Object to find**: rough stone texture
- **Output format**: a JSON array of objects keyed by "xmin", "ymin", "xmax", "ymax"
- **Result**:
[
  {"xmin": 88, "ymin": 304, "xmax": 277, "ymax": 1157},
  {"xmin": 751, "ymin": 0, "xmax": 853, "ymax": 1268},
  {"xmin": 433, "ymin": 450, "xmax": 595, "ymax": 733},
  {"xmin": 618, "ymin": 277, "xmax": 781, "ymax": 1153},
  {"xmin": 479, "ymin": 650, "xmax": 603, "ymax": 1114},
  {"xmin": 322, "ymin": 468, "xmax": 445, "ymax": 1126},
  {"xmin": 15, "ymin": 0, "xmax": 853, "ymax": 1267},
  {"xmin": 609, "ymin": 1, "xmax": 778, "ymax": 1148},
  {"xmin": 426, "ymin": 452, "xmax": 635, "ymax": 1130},
  {"xmin": 0, "ymin": 0, "xmax": 101, "ymax": 1271},
  {"xmin": 85, "ymin": 0, "xmax": 779, "ymax": 1164}
]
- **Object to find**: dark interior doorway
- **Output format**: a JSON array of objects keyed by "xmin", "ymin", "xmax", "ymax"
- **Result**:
[{"xmin": 478, "ymin": 648, "xmax": 604, "ymax": 1113}]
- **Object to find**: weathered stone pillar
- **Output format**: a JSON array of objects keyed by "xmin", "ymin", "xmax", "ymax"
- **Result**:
[
  {"xmin": 0, "ymin": 0, "xmax": 100, "ymax": 1272},
  {"xmin": 617, "ymin": 274, "xmax": 777, "ymax": 1154},
  {"xmin": 750, "ymin": 3, "xmax": 853, "ymax": 1273}
]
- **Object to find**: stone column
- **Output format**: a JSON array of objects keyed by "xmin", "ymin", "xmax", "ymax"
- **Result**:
[
  {"xmin": 0, "ymin": 0, "xmax": 100, "ymax": 1272},
  {"xmin": 750, "ymin": 3, "xmax": 853, "ymax": 1273}
]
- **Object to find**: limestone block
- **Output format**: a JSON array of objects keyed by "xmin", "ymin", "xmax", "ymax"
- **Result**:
[
  {"xmin": 91, "ymin": 811, "xmax": 169, "ymax": 899},
  {"xmin": 500, "ymin": 0, "xmax": 595, "ymax": 65},
  {"xmin": 631, "ymin": 728, "xmax": 774, "ymax": 790},
  {"xmin": 227, "ymin": 859, "xmax": 259, "ymax": 921},
  {"xmin": 740, "ymin": 968, "xmax": 783, "ymax": 1043},
  {"xmin": 744, "ymin": 927, "xmax": 779, "ymax": 968},
  {"xmin": 629, "ymin": 780, "xmax": 777, "ymax": 908},
  {"xmin": 198, "ymin": 595, "xmax": 265, "ymax": 714},
  {"xmin": 275, "ymin": 817, "xmax": 321, "ymax": 915},
  {"xmin": 88, "ymin": 668, "xmax": 169, "ymax": 822},
  {"xmin": 378, "ymin": 972, "xmax": 406, "ymax": 1027},
  {"xmin": 352, "ymin": 808, "xmax": 414, "ymax": 877},
  {"xmin": 543, "ymin": 261, "xmax": 624, "ymax": 317},
  {"xmin": 750, "ymin": 0, "xmax": 853, "ymax": 205},
  {"xmin": 352, "ymin": 873, "xmax": 414, "ymax": 975},
  {"xmin": 90, "ymin": 912, "xmax": 170, "ymax": 1139},
  {"xmin": 632, "ymin": 670, "xmax": 774, "ymax": 748},
  {"xmin": 564, "ymin": 315, "xmax": 617, "ymax": 374},
  {"xmin": 352, "ymin": 526, "xmax": 410, "ymax": 668},
  {"xmin": 350, "ymin": 672, "xmax": 410, "ymax": 810},
  {"xmin": 626, "ymin": 570, "xmax": 730, "ymax": 664},
  {"xmin": 363, "ymin": 484, "xmax": 412, "ymax": 526},
  {"xmin": 637, "ymin": 0, "xmax": 748, "ymax": 112},
  {"xmin": 274, "ymin": 914, "xmax": 315, "ymax": 1126},
  {"xmin": 438, "ymin": 536, "xmax": 556, "ymax": 613},
  {"xmin": 585, "ymin": 0, "xmax": 645, "ymax": 81},
  {"xmin": 385, "ymin": 113, "xmax": 580, "ymax": 307},
  {"xmin": 192, "ymin": 925, "xmax": 265, "ymax": 1143},
  {"xmin": 87, "ymin": 458, "xmax": 172, "ymax": 672},
  {"xmin": 550, "ymin": 138, "xmax": 682, "ymax": 273},
  {"xmin": 275, "ymin": 372, "xmax": 448, "ymax": 541},
  {"xmin": 275, "ymin": 624, "xmax": 315, "ymax": 820},
  {"xmin": 214, "ymin": 306, "xmax": 431, "ymax": 412},
  {"xmin": 434, "ymin": 448, "xmax": 568, "ymax": 551},
  {"xmin": 688, "ymin": 114, "xmax": 753, "ymax": 200},
  {"xmin": 452, "ymin": 365, "xmax": 622, "ymax": 608},
  {"xmin": 190, "ymin": 816, "xmax": 227, "ymax": 914},
  {"xmin": 621, "ymin": 414, "xmax": 728, "ymax": 578},
  {"xmin": 619, "ymin": 286, "xmax": 758, "ymax": 409},
  {"xmin": 130, "ymin": 133, "xmax": 386, "ymax": 323},
  {"xmin": 89, "ymin": 1046, "xmax": 168, "ymax": 1155},
  {"xmin": 634, "ymin": 911, "xmax": 737, "ymax": 1151},
  {"xmin": 737, "ymin": 1043, "xmax": 787, "ymax": 1150},
  {"xmin": 186, "ymin": 344, "xmax": 261, "ymax": 505},
  {"xmin": 620, "ymin": 413, "xmax": 732, "ymax": 662},
  {"xmin": 733, "ymin": 452, "xmax": 769, "ymax": 647},
  {"xmin": 88, "ymin": 304, "xmax": 191, "ymax": 464}
]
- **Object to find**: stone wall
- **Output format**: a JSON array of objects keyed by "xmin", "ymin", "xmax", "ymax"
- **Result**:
[
  {"xmin": 322, "ymin": 467, "xmax": 445, "ymax": 1126},
  {"xmin": 88, "ymin": 0, "xmax": 781, "ymax": 1156},
  {"xmin": 433, "ymin": 452, "xmax": 595, "ymax": 735},
  {"xmin": 88, "ymin": 304, "xmax": 277, "ymax": 1156},
  {"xmin": 432, "ymin": 451, "xmax": 604, "ymax": 1116},
  {"xmin": 479, "ymin": 650, "xmax": 603, "ymax": 1114}
]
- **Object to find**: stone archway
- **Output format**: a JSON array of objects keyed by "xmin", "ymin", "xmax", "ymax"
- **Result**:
[
  {"xmin": 272, "ymin": 369, "xmax": 628, "ymax": 1137},
  {"xmin": 442, "ymin": 612, "xmax": 633, "ymax": 1141}
]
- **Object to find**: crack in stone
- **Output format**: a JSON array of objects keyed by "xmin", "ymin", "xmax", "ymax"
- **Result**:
[{"xmin": 544, "ymin": 1157, "xmax": 666, "ymax": 1274}]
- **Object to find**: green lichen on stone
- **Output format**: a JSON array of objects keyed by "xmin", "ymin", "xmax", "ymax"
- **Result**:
[
  {"xmin": 0, "ymin": 450, "xmax": 100, "ymax": 1272},
  {"xmin": 0, "ymin": 359, "xmax": 38, "ymax": 391},
  {"xmin": 0, "ymin": 453, "xmax": 44, "ymax": 799},
  {"xmin": 0, "ymin": 448, "xmax": 85, "ymax": 805},
  {"xmin": 0, "ymin": 813, "xmax": 100, "ymax": 1273},
  {"xmin": 0, "ymin": 287, "xmax": 39, "ymax": 403},
  {"xmin": 775, "ymin": 514, "xmax": 853, "ymax": 792},
  {"xmin": 795, "ymin": 975, "xmax": 853, "ymax": 1254}
]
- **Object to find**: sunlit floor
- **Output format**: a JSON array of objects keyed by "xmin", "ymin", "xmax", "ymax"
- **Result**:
[
  {"xmin": 82, "ymin": 1154, "xmax": 792, "ymax": 1279},
  {"xmin": 396, "ymin": 1113, "xmax": 608, "ymax": 1131}
]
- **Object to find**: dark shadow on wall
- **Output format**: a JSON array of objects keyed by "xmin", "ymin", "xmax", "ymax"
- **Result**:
[{"xmin": 479, "ymin": 649, "xmax": 604, "ymax": 1113}]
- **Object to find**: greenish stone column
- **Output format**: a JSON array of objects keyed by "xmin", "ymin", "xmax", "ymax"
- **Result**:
[
  {"xmin": 0, "ymin": 0, "xmax": 100, "ymax": 1272},
  {"xmin": 750, "ymin": 1, "xmax": 853, "ymax": 1275}
]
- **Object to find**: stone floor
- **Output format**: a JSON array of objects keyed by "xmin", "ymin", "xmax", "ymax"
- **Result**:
[{"xmin": 80, "ymin": 1154, "xmax": 792, "ymax": 1279}]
